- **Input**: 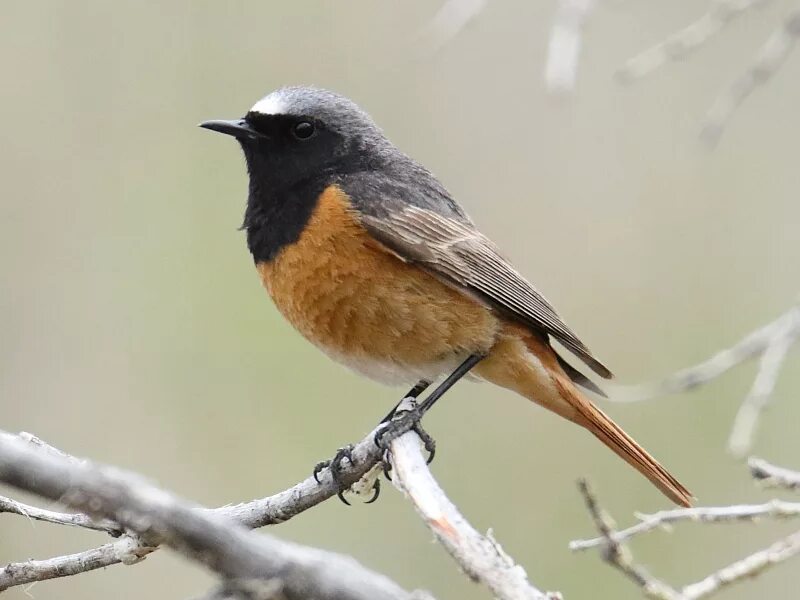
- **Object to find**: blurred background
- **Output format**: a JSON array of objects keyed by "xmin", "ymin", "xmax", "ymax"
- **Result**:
[{"xmin": 1, "ymin": 1, "xmax": 799, "ymax": 598}]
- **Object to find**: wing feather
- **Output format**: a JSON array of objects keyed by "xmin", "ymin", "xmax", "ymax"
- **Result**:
[{"xmin": 360, "ymin": 205, "xmax": 612, "ymax": 379}]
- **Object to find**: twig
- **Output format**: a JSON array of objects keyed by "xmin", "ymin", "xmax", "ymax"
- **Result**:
[
  {"xmin": 1, "ymin": 421, "xmax": 552, "ymax": 599},
  {"xmin": 681, "ymin": 529, "xmax": 800, "ymax": 598},
  {"xmin": 0, "ymin": 536, "xmax": 153, "ymax": 592},
  {"xmin": 570, "ymin": 499, "xmax": 800, "ymax": 551},
  {"xmin": 615, "ymin": 0, "xmax": 771, "ymax": 84},
  {"xmin": 727, "ymin": 326, "xmax": 795, "ymax": 456},
  {"xmin": 0, "ymin": 426, "xmax": 388, "ymax": 591},
  {"xmin": 575, "ymin": 480, "xmax": 682, "ymax": 600},
  {"xmin": 574, "ymin": 477, "xmax": 800, "ymax": 599},
  {"xmin": 544, "ymin": 0, "xmax": 597, "ymax": 94},
  {"xmin": 0, "ymin": 432, "xmax": 428, "ymax": 600},
  {"xmin": 701, "ymin": 8, "xmax": 800, "ymax": 144},
  {"xmin": 420, "ymin": 0, "xmax": 488, "ymax": 53},
  {"xmin": 612, "ymin": 302, "xmax": 799, "ymax": 457},
  {"xmin": 389, "ymin": 423, "xmax": 558, "ymax": 600},
  {"xmin": 0, "ymin": 495, "xmax": 121, "ymax": 536},
  {"xmin": 749, "ymin": 457, "xmax": 800, "ymax": 492}
]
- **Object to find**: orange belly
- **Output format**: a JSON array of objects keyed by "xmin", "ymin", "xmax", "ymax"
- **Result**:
[{"xmin": 256, "ymin": 185, "xmax": 499, "ymax": 384}]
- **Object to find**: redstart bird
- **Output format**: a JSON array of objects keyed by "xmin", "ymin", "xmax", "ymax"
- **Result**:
[{"xmin": 200, "ymin": 86, "xmax": 693, "ymax": 507}]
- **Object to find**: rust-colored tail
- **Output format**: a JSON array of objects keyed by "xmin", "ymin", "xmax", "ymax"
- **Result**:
[
  {"xmin": 475, "ymin": 326, "xmax": 694, "ymax": 507},
  {"xmin": 552, "ymin": 376, "xmax": 694, "ymax": 507}
]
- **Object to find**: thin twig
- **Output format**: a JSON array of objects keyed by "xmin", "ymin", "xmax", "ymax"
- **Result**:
[
  {"xmin": 619, "ymin": 304, "xmax": 799, "ymax": 400},
  {"xmin": 575, "ymin": 480, "xmax": 682, "ymax": 600},
  {"xmin": 570, "ymin": 499, "xmax": 800, "ymax": 551},
  {"xmin": 701, "ymin": 8, "xmax": 800, "ymax": 144},
  {"xmin": 727, "ymin": 327, "xmax": 795, "ymax": 456},
  {"xmin": 574, "ymin": 476, "xmax": 800, "ymax": 599},
  {"xmin": 0, "ymin": 495, "xmax": 121, "ymax": 536},
  {"xmin": 388, "ymin": 399, "xmax": 558, "ymax": 600},
  {"xmin": 681, "ymin": 529, "xmax": 800, "ymax": 598},
  {"xmin": 544, "ymin": 0, "xmax": 597, "ymax": 94},
  {"xmin": 0, "ymin": 432, "xmax": 428, "ymax": 600},
  {"xmin": 0, "ymin": 426, "xmax": 388, "ymax": 591},
  {"xmin": 611, "ymin": 302, "xmax": 799, "ymax": 456},
  {"xmin": 749, "ymin": 457, "xmax": 800, "ymax": 492},
  {"xmin": 615, "ymin": 0, "xmax": 771, "ymax": 84},
  {"xmin": 420, "ymin": 0, "xmax": 488, "ymax": 53}
]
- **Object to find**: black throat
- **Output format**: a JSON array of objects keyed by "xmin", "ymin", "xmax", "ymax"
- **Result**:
[
  {"xmin": 240, "ymin": 144, "xmax": 369, "ymax": 264},
  {"xmin": 242, "ymin": 168, "xmax": 330, "ymax": 264}
]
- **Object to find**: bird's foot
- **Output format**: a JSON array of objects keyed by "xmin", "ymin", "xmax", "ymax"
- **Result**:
[
  {"xmin": 375, "ymin": 405, "xmax": 436, "ymax": 479},
  {"xmin": 313, "ymin": 444, "xmax": 380, "ymax": 505}
]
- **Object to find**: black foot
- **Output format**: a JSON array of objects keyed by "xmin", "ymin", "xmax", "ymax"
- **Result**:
[
  {"xmin": 313, "ymin": 444, "xmax": 355, "ymax": 505},
  {"xmin": 375, "ymin": 408, "xmax": 437, "ymax": 464},
  {"xmin": 365, "ymin": 478, "xmax": 381, "ymax": 504}
]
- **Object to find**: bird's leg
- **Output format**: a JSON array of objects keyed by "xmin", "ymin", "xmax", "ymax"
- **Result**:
[
  {"xmin": 379, "ymin": 379, "xmax": 431, "ymax": 424},
  {"xmin": 313, "ymin": 379, "xmax": 432, "ymax": 505},
  {"xmin": 375, "ymin": 354, "xmax": 485, "ymax": 464}
]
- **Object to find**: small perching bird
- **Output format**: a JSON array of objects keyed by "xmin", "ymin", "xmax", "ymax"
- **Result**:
[{"xmin": 200, "ymin": 86, "xmax": 693, "ymax": 507}]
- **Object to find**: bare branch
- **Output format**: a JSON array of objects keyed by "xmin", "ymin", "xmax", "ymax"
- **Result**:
[
  {"xmin": 215, "ymin": 424, "xmax": 387, "ymax": 529},
  {"xmin": 615, "ymin": 0, "xmax": 771, "ymax": 84},
  {"xmin": 1, "ymin": 420, "xmax": 553, "ymax": 598},
  {"xmin": 544, "ymin": 0, "xmax": 597, "ymax": 94},
  {"xmin": 612, "ymin": 302, "xmax": 799, "ymax": 457},
  {"xmin": 701, "ymin": 8, "xmax": 800, "ymax": 144},
  {"xmin": 575, "ymin": 480, "xmax": 682, "ymax": 600},
  {"xmin": 388, "ymin": 414, "xmax": 559, "ymax": 600},
  {"xmin": 0, "ymin": 495, "xmax": 121, "ymax": 536},
  {"xmin": 727, "ymin": 326, "xmax": 795, "ymax": 456},
  {"xmin": 620, "ymin": 304, "xmax": 799, "ymax": 399},
  {"xmin": 0, "ymin": 536, "xmax": 153, "ymax": 592},
  {"xmin": 0, "ymin": 424, "xmax": 388, "ymax": 590},
  {"xmin": 681, "ymin": 529, "xmax": 800, "ymax": 598},
  {"xmin": 573, "ymin": 475, "xmax": 800, "ymax": 599},
  {"xmin": 420, "ymin": 0, "xmax": 488, "ymax": 53},
  {"xmin": 0, "ymin": 431, "xmax": 429, "ymax": 600},
  {"xmin": 570, "ymin": 499, "xmax": 800, "ymax": 551},
  {"xmin": 749, "ymin": 457, "xmax": 800, "ymax": 492}
]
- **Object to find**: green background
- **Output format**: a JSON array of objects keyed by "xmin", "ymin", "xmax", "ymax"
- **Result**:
[{"xmin": 1, "ymin": 2, "xmax": 798, "ymax": 599}]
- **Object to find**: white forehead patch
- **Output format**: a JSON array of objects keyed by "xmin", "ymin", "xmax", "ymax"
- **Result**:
[{"xmin": 250, "ymin": 93, "xmax": 287, "ymax": 116}]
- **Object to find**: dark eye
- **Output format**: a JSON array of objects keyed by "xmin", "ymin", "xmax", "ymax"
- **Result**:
[{"xmin": 293, "ymin": 121, "xmax": 315, "ymax": 140}]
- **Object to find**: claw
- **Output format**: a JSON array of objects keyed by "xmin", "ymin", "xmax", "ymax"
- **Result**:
[
  {"xmin": 313, "ymin": 445, "xmax": 356, "ymax": 506},
  {"xmin": 312, "ymin": 460, "xmax": 329, "ymax": 484},
  {"xmin": 413, "ymin": 422, "xmax": 436, "ymax": 464},
  {"xmin": 364, "ymin": 479, "xmax": 381, "ymax": 504}
]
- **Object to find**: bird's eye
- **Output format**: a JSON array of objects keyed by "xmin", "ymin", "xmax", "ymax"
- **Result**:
[{"xmin": 293, "ymin": 121, "xmax": 315, "ymax": 140}]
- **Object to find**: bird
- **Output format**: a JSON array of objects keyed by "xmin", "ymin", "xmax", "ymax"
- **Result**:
[{"xmin": 200, "ymin": 86, "xmax": 693, "ymax": 507}]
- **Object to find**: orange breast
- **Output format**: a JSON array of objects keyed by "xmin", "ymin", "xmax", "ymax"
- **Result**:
[{"xmin": 256, "ymin": 185, "xmax": 499, "ymax": 384}]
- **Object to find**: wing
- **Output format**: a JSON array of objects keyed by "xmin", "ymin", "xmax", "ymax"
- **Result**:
[{"xmin": 357, "ymin": 204, "xmax": 612, "ymax": 379}]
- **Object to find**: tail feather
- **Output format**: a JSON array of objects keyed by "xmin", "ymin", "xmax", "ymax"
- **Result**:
[
  {"xmin": 552, "ymin": 376, "xmax": 694, "ymax": 507},
  {"xmin": 473, "ymin": 325, "xmax": 694, "ymax": 507}
]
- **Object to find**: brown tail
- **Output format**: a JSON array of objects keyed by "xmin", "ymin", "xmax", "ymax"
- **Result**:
[
  {"xmin": 552, "ymin": 376, "xmax": 694, "ymax": 507},
  {"xmin": 474, "ymin": 326, "xmax": 694, "ymax": 507}
]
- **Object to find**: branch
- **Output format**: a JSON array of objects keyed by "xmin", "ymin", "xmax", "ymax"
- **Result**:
[
  {"xmin": 612, "ymin": 302, "xmax": 800, "ymax": 457},
  {"xmin": 0, "ymin": 494, "xmax": 121, "ymax": 536},
  {"xmin": 750, "ymin": 457, "xmax": 800, "ymax": 492},
  {"xmin": 420, "ymin": 0, "xmax": 488, "ymax": 54},
  {"xmin": 388, "ymin": 403, "xmax": 560, "ymax": 600},
  {"xmin": 544, "ymin": 0, "xmax": 597, "ymax": 94},
  {"xmin": 1, "ymin": 418, "xmax": 553, "ymax": 598},
  {"xmin": 701, "ymin": 8, "xmax": 800, "ymax": 145},
  {"xmin": 570, "ymin": 499, "xmax": 800, "ymax": 551},
  {"xmin": 0, "ymin": 431, "xmax": 429, "ymax": 600},
  {"xmin": 575, "ymin": 480, "xmax": 683, "ymax": 600},
  {"xmin": 572, "ymin": 468, "xmax": 800, "ymax": 600},
  {"xmin": 615, "ymin": 0, "xmax": 770, "ymax": 84}
]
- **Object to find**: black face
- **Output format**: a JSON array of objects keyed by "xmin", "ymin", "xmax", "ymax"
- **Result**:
[
  {"xmin": 240, "ymin": 112, "xmax": 350, "ymax": 190},
  {"xmin": 201, "ymin": 111, "xmax": 367, "ymax": 264}
]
